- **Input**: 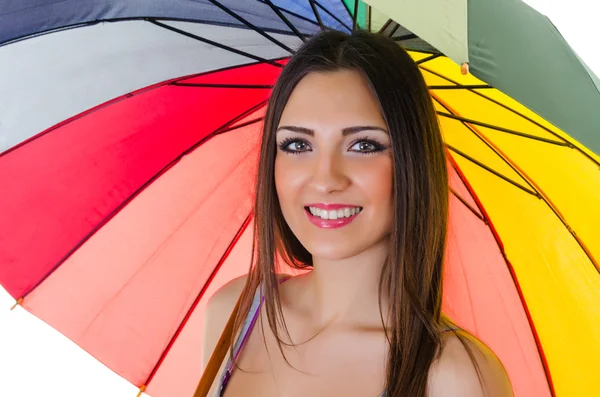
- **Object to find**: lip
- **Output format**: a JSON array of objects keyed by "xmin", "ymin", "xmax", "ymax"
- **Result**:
[
  {"xmin": 304, "ymin": 204, "xmax": 362, "ymax": 229},
  {"xmin": 305, "ymin": 203, "xmax": 361, "ymax": 210}
]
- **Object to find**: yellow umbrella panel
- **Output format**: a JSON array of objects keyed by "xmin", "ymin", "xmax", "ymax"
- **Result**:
[{"xmin": 411, "ymin": 51, "xmax": 600, "ymax": 397}]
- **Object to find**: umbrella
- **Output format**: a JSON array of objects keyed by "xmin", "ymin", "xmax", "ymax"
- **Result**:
[{"xmin": 1, "ymin": 1, "xmax": 599, "ymax": 396}]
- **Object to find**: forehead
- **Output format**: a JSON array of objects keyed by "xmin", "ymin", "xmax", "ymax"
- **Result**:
[{"xmin": 279, "ymin": 69, "xmax": 386, "ymax": 128}]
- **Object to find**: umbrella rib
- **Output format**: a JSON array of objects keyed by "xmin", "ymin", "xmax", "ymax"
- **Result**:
[
  {"xmin": 392, "ymin": 33, "xmax": 418, "ymax": 42},
  {"xmin": 352, "ymin": 0, "xmax": 359, "ymax": 31},
  {"xmin": 1, "ymin": 16, "xmax": 305, "ymax": 47},
  {"xmin": 445, "ymin": 153, "xmax": 558, "ymax": 397},
  {"xmin": 149, "ymin": 20, "xmax": 284, "ymax": 67},
  {"xmin": 408, "ymin": 48, "xmax": 440, "ymax": 55},
  {"xmin": 421, "ymin": 65, "xmax": 600, "ymax": 168},
  {"xmin": 437, "ymin": 112, "xmax": 569, "ymax": 146},
  {"xmin": 308, "ymin": 0, "xmax": 326, "ymax": 31},
  {"xmin": 264, "ymin": 0, "xmax": 307, "ymax": 42},
  {"xmin": 429, "ymin": 84, "xmax": 491, "ymax": 89},
  {"xmin": 433, "ymin": 92, "xmax": 600, "ymax": 274},
  {"xmin": 1, "ymin": 20, "xmax": 95, "ymax": 47},
  {"xmin": 340, "ymin": 0, "xmax": 353, "ymax": 19},
  {"xmin": 415, "ymin": 54, "xmax": 442, "ymax": 65},
  {"xmin": 367, "ymin": 4, "xmax": 372, "ymax": 32},
  {"xmin": 208, "ymin": 0, "xmax": 295, "ymax": 54},
  {"xmin": 212, "ymin": 101, "xmax": 269, "ymax": 134},
  {"xmin": 377, "ymin": 19, "xmax": 393, "ymax": 35},
  {"xmin": 18, "ymin": 99, "xmax": 268, "ymax": 300},
  {"xmin": 314, "ymin": 0, "xmax": 353, "ymax": 31},
  {"xmin": 445, "ymin": 144, "xmax": 538, "ymax": 196},
  {"xmin": 449, "ymin": 187, "xmax": 486, "ymax": 222},
  {"xmin": 172, "ymin": 82, "xmax": 274, "ymax": 89},
  {"xmin": 218, "ymin": 117, "xmax": 264, "ymax": 133},
  {"xmin": 388, "ymin": 23, "xmax": 401, "ymax": 38},
  {"xmin": 143, "ymin": 212, "xmax": 255, "ymax": 387},
  {"xmin": 257, "ymin": 0, "xmax": 321, "ymax": 29}
]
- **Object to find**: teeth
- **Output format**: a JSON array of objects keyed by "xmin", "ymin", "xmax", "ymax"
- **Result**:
[{"xmin": 307, "ymin": 206, "xmax": 362, "ymax": 220}]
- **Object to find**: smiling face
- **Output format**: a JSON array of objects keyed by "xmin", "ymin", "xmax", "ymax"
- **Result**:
[{"xmin": 274, "ymin": 69, "xmax": 394, "ymax": 261}]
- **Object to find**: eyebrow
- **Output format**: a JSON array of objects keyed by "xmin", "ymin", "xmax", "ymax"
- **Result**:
[{"xmin": 276, "ymin": 125, "xmax": 389, "ymax": 136}]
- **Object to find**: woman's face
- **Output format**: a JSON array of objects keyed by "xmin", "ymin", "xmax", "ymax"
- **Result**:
[{"xmin": 274, "ymin": 69, "xmax": 393, "ymax": 260}]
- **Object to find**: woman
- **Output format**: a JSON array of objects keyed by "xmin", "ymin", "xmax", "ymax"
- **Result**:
[{"xmin": 201, "ymin": 29, "xmax": 513, "ymax": 397}]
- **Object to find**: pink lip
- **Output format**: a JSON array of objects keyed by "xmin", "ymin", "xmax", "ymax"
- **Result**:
[
  {"xmin": 305, "ymin": 203, "xmax": 361, "ymax": 210},
  {"xmin": 304, "ymin": 205, "xmax": 362, "ymax": 229}
]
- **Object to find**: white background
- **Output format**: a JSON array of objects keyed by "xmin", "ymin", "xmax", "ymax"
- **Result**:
[{"xmin": 1, "ymin": 1, "xmax": 599, "ymax": 396}]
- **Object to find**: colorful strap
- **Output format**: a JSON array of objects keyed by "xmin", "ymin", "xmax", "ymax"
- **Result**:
[{"xmin": 216, "ymin": 276, "xmax": 292, "ymax": 396}]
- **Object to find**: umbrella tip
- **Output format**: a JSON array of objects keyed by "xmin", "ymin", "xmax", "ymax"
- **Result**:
[
  {"xmin": 461, "ymin": 63, "xmax": 470, "ymax": 75},
  {"xmin": 10, "ymin": 297, "xmax": 23, "ymax": 311},
  {"xmin": 136, "ymin": 385, "xmax": 147, "ymax": 397}
]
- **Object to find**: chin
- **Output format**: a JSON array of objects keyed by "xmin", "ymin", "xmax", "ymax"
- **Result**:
[{"xmin": 299, "ymin": 237, "xmax": 376, "ymax": 262}]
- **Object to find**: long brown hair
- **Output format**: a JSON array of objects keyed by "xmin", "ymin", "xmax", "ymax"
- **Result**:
[{"xmin": 232, "ymin": 29, "xmax": 453, "ymax": 396}]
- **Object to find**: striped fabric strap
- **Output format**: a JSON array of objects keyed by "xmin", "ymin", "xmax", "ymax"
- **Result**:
[{"xmin": 219, "ymin": 276, "xmax": 293, "ymax": 394}]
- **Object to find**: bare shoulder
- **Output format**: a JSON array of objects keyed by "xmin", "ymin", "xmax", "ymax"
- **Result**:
[
  {"xmin": 428, "ymin": 329, "xmax": 513, "ymax": 397},
  {"xmin": 201, "ymin": 273, "xmax": 293, "ymax": 368},
  {"xmin": 201, "ymin": 274, "xmax": 249, "ymax": 368}
]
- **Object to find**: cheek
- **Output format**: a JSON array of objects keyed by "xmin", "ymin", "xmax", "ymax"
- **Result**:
[
  {"xmin": 274, "ymin": 156, "xmax": 305, "ymax": 209},
  {"xmin": 352, "ymin": 156, "xmax": 394, "ymax": 209}
]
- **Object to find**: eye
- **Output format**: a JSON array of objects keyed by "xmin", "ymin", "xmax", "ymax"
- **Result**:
[
  {"xmin": 278, "ymin": 137, "xmax": 312, "ymax": 154},
  {"xmin": 349, "ymin": 137, "xmax": 387, "ymax": 154}
]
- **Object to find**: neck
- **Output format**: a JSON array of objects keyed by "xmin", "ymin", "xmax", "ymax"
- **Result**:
[{"xmin": 294, "ymin": 238, "xmax": 391, "ymax": 329}]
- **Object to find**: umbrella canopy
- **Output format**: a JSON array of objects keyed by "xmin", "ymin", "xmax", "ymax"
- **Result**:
[{"xmin": 1, "ymin": 1, "xmax": 599, "ymax": 397}]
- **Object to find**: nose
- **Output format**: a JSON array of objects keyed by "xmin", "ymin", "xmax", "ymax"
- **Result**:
[{"xmin": 308, "ymin": 151, "xmax": 350, "ymax": 194}]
